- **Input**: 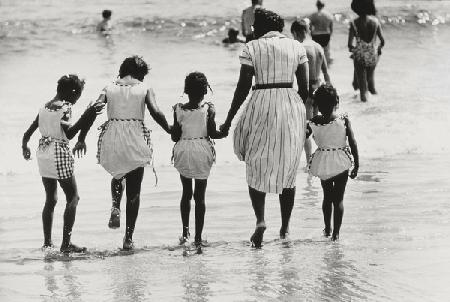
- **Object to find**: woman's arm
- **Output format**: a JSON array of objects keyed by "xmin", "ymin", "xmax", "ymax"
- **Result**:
[
  {"xmin": 345, "ymin": 117, "xmax": 359, "ymax": 179},
  {"xmin": 22, "ymin": 114, "xmax": 39, "ymax": 160},
  {"xmin": 295, "ymin": 62, "xmax": 309, "ymax": 102},
  {"xmin": 348, "ymin": 22, "xmax": 355, "ymax": 52},
  {"xmin": 145, "ymin": 88, "xmax": 171, "ymax": 134},
  {"xmin": 376, "ymin": 21, "xmax": 385, "ymax": 55},
  {"xmin": 221, "ymin": 64, "xmax": 254, "ymax": 134}
]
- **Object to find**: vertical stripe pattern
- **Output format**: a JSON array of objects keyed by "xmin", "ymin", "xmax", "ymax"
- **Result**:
[{"xmin": 234, "ymin": 32, "xmax": 308, "ymax": 194}]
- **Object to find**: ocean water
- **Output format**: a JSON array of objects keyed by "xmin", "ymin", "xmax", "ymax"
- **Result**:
[{"xmin": 1, "ymin": 0, "xmax": 450, "ymax": 301}]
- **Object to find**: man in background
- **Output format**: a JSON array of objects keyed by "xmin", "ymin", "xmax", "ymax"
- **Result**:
[
  {"xmin": 309, "ymin": 0, "xmax": 333, "ymax": 63},
  {"xmin": 241, "ymin": 0, "xmax": 263, "ymax": 42}
]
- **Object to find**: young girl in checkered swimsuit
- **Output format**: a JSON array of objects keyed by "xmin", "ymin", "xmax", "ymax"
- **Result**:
[
  {"xmin": 94, "ymin": 56, "xmax": 172, "ymax": 250},
  {"xmin": 306, "ymin": 84, "xmax": 359, "ymax": 241},
  {"xmin": 22, "ymin": 75, "xmax": 101, "ymax": 253},
  {"xmin": 171, "ymin": 72, "xmax": 225, "ymax": 247}
]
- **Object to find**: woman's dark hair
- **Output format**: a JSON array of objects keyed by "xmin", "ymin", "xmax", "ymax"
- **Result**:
[
  {"xmin": 351, "ymin": 0, "xmax": 376, "ymax": 16},
  {"xmin": 184, "ymin": 72, "xmax": 211, "ymax": 96},
  {"xmin": 119, "ymin": 56, "xmax": 149, "ymax": 81},
  {"xmin": 253, "ymin": 8, "xmax": 284, "ymax": 38},
  {"xmin": 57, "ymin": 74, "xmax": 85, "ymax": 103},
  {"xmin": 313, "ymin": 84, "xmax": 339, "ymax": 114}
]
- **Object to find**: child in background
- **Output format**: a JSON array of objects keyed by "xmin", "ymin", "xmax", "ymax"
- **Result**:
[
  {"xmin": 97, "ymin": 9, "xmax": 112, "ymax": 33},
  {"xmin": 222, "ymin": 28, "xmax": 245, "ymax": 44},
  {"xmin": 94, "ymin": 56, "xmax": 171, "ymax": 250},
  {"xmin": 22, "ymin": 74, "xmax": 101, "ymax": 253},
  {"xmin": 291, "ymin": 19, "xmax": 331, "ymax": 165},
  {"xmin": 171, "ymin": 72, "xmax": 225, "ymax": 247},
  {"xmin": 307, "ymin": 84, "xmax": 359, "ymax": 241}
]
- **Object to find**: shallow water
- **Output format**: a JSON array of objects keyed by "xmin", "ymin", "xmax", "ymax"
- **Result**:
[{"xmin": 1, "ymin": 0, "xmax": 450, "ymax": 301}]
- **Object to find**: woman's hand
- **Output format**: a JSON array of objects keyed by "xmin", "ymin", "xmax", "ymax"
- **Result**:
[
  {"xmin": 350, "ymin": 166, "xmax": 358, "ymax": 179},
  {"xmin": 219, "ymin": 123, "xmax": 230, "ymax": 137},
  {"xmin": 22, "ymin": 146, "xmax": 31, "ymax": 160},
  {"xmin": 72, "ymin": 141, "xmax": 87, "ymax": 158},
  {"xmin": 377, "ymin": 45, "xmax": 383, "ymax": 56}
]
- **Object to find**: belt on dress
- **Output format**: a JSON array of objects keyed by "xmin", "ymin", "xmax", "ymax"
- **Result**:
[
  {"xmin": 109, "ymin": 118, "xmax": 143, "ymax": 121},
  {"xmin": 180, "ymin": 136, "xmax": 208, "ymax": 140},
  {"xmin": 38, "ymin": 136, "xmax": 68, "ymax": 150},
  {"xmin": 252, "ymin": 83, "xmax": 293, "ymax": 90},
  {"xmin": 317, "ymin": 147, "xmax": 348, "ymax": 151}
]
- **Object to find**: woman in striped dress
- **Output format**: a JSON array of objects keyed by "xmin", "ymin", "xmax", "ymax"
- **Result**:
[{"xmin": 221, "ymin": 8, "xmax": 309, "ymax": 247}]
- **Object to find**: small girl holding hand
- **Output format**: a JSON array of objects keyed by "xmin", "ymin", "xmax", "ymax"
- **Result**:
[
  {"xmin": 307, "ymin": 84, "xmax": 359, "ymax": 241},
  {"xmin": 22, "ymin": 74, "xmax": 101, "ymax": 253},
  {"xmin": 171, "ymin": 72, "xmax": 225, "ymax": 247}
]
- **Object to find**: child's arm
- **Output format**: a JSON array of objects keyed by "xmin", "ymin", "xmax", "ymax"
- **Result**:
[
  {"xmin": 345, "ymin": 117, "xmax": 359, "ymax": 179},
  {"xmin": 207, "ymin": 103, "xmax": 226, "ymax": 139},
  {"xmin": 145, "ymin": 88, "xmax": 171, "ymax": 134},
  {"xmin": 71, "ymin": 93, "xmax": 106, "ymax": 157},
  {"xmin": 22, "ymin": 114, "xmax": 39, "ymax": 160},
  {"xmin": 171, "ymin": 106, "xmax": 181, "ymax": 142},
  {"xmin": 62, "ymin": 102, "xmax": 103, "ymax": 140}
]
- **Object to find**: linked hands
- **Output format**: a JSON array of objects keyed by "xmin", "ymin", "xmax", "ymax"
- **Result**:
[{"xmin": 350, "ymin": 165, "xmax": 358, "ymax": 179}]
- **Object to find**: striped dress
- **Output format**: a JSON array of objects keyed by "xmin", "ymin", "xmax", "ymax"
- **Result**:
[{"xmin": 233, "ymin": 31, "xmax": 308, "ymax": 194}]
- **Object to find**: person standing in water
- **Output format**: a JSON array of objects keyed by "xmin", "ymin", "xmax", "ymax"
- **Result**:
[
  {"xmin": 241, "ymin": 0, "xmax": 263, "ymax": 42},
  {"xmin": 94, "ymin": 56, "xmax": 172, "ymax": 250},
  {"xmin": 307, "ymin": 84, "xmax": 359, "ymax": 241},
  {"xmin": 97, "ymin": 9, "xmax": 112, "ymax": 33},
  {"xmin": 221, "ymin": 8, "xmax": 309, "ymax": 248},
  {"xmin": 348, "ymin": 0, "xmax": 385, "ymax": 102},
  {"xmin": 291, "ymin": 19, "xmax": 331, "ymax": 165},
  {"xmin": 171, "ymin": 72, "xmax": 225, "ymax": 247},
  {"xmin": 309, "ymin": 0, "xmax": 334, "ymax": 64},
  {"xmin": 22, "ymin": 75, "xmax": 102, "ymax": 253}
]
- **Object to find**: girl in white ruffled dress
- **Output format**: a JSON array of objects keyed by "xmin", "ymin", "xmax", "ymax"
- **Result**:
[
  {"xmin": 95, "ymin": 56, "xmax": 171, "ymax": 250},
  {"xmin": 307, "ymin": 84, "xmax": 359, "ymax": 241},
  {"xmin": 171, "ymin": 72, "xmax": 225, "ymax": 247}
]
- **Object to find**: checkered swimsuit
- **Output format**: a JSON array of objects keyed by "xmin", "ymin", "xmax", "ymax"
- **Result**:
[{"xmin": 38, "ymin": 136, "xmax": 74, "ymax": 179}]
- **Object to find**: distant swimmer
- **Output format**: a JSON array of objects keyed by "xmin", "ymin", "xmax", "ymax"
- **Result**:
[
  {"xmin": 97, "ymin": 9, "xmax": 112, "ymax": 33},
  {"xmin": 222, "ymin": 28, "xmax": 245, "ymax": 44},
  {"xmin": 241, "ymin": 0, "xmax": 263, "ymax": 42},
  {"xmin": 309, "ymin": 0, "xmax": 333, "ymax": 63}
]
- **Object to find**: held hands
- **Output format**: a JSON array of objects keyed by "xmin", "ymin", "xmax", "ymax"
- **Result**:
[
  {"xmin": 350, "ymin": 165, "xmax": 358, "ymax": 179},
  {"xmin": 219, "ymin": 123, "xmax": 230, "ymax": 138},
  {"xmin": 72, "ymin": 141, "xmax": 87, "ymax": 158}
]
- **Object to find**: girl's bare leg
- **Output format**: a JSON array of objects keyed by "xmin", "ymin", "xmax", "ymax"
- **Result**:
[
  {"xmin": 123, "ymin": 167, "xmax": 144, "ymax": 249},
  {"xmin": 41, "ymin": 177, "xmax": 58, "ymax": 247},
  {"xmin": 193, "ymin": 179, "xmax": 207, "ymax": 243},
  {"xmin": 180, "ymin": 175, "xmax": 193, "ymax": 240},
  {"xmin": 58, "ymin": 176, "xmax": 85, "ymax": 252}
]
